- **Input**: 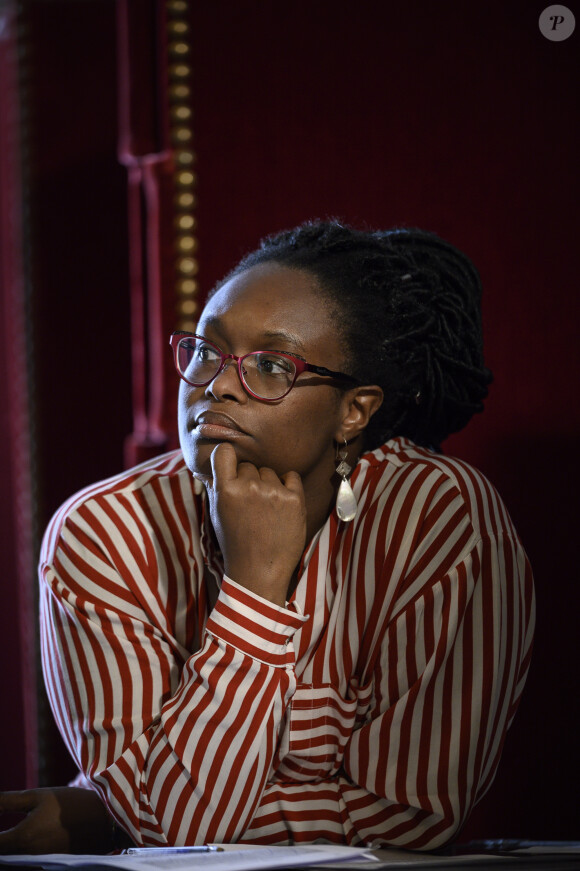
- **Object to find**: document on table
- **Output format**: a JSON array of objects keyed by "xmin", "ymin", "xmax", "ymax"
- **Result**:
[
  {"xmin": 0, "ymin": 843, "xmax": 378, "ymax": 871},
  {"xmin": 1, "ymin": 841, "xmax": 579, "ymax": 870}
]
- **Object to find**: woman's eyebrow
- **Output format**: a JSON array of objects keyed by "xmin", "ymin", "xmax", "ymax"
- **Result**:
[
  {"xmin": 201, "ymin": 315, "xmax": 221, "ymax": 332},
  {"xmin": 261, "ymin": 329, "xmax": 306, "ymax": 353},
  {"xmin": 201, "ymin": 318, "xmax": 307, "ymax": 354}
]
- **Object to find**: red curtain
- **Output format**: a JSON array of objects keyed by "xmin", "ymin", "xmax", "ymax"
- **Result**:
[{"xmin": 0, "ymin": 0, "xmax": 38, "ymax": 789}]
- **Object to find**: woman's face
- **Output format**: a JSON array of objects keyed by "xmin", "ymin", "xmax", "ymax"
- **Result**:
[{"xmin": 178, "ymin": 263, "xmax": 353, "ymax": 493}]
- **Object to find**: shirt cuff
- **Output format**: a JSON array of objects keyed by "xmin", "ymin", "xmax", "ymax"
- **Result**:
[{"xmin": 205, "ymin": 576, "xmax": 309, "ymax": 667}]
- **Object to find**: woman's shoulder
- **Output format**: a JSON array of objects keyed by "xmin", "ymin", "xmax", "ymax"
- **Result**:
[
  {"xmin": 357, "ymin": 437, "xmax": 513, "ymax": 539},
  {"xmin": 54, "ymin": 449, "xmax": 192, "ymax": 510},
  {"xmin": 364, "ymin": 436, "xmax": 488, "ymax": 481},
  {"xmin": 41, "ymin": 450, "xmax": 198, "ymax": 558}
]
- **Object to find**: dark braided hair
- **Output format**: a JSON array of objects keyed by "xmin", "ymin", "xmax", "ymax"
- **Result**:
[{"xmin": 213, "ymin": 220, "xmax": 493, "ymax": 450}]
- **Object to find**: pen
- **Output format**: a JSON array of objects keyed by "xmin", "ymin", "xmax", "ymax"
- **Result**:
[{"xmin": 123, "ymin": 845, "xmax": 223, "ymax": 855}]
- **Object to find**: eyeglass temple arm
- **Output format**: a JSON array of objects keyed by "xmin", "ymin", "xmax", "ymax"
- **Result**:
[{"xmin": 306, "ymin": 363, "xmax": 359, "ymax": 383}]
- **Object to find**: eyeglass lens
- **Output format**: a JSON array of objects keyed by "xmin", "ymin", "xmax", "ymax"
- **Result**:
[{"xmin": 177, "ymin": 336, "xmax": 297, "ymax": 400}]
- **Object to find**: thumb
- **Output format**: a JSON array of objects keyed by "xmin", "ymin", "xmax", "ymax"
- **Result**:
[{"xmin": 210, "ymin": 442, "xmax": 238, "ymax": 491}]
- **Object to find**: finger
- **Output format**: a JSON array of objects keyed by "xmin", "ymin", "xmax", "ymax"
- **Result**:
[
  {"xmin": 233, "ymin": 461, "xmax": 263, "ymax": 481},
  {"xmin": 257, "ymin": 466, "xmax": 281, "ymax": 483},
  {"xmin": 0, "ymin": 790, "xmax": 37, "ymax": 813},
  {"xmin": 0, "ymin": 792, "xmax": 38, "ymax": 854},
  {"xmin": 210, "ymin": 442, "xmax": 238, "ymax": 488},
  {"xmin": 281, "ymin": 469, "xmax": 305, "ymax": 496}
]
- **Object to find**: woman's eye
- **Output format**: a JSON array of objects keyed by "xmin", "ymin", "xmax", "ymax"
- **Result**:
[
  {"xmin": 196, "ymin": 343, "xmax": 220, "ymax": 363},
  {"xmin": 256, "ymin": 354, "xmax": 293, "ymax": 376}
]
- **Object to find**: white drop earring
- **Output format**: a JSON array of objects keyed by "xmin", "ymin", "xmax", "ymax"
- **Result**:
[{"xmin": 335, "ymin": 439, "xmax": 357, "ymax": 522}]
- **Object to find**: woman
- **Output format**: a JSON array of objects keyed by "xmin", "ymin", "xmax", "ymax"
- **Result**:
[{"xmin": 0, "ymin": 221, "xmax": 535, "ymax": 853}]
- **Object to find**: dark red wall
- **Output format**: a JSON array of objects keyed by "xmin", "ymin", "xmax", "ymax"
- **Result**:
[
  {"xmin": 192, "ymin": 4, "xmax": 580, "ymax": 839},
  {"xmin": 1, "ymin": 0, "xmax": 578, "ymax": 842}
]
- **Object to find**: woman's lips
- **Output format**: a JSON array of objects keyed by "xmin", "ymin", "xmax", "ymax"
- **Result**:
[{"xmin": 192, "ymin": 412, "xmax": 247, "ymax": 440}]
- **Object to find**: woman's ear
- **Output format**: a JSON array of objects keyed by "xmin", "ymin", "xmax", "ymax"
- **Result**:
[{"xmin": 336, "ymin": 385, "xmax": 384, "ymax": 443}]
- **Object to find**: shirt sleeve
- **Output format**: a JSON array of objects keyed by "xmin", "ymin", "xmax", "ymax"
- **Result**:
[{"xmin": 39, "ymin": 505, "xmax": 308, "ymax": 846}]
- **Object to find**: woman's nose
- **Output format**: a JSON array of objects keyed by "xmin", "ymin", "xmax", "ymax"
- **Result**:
[{"xmin": 205, "ymin": 357, "xmax": 246, "ymax": 400}]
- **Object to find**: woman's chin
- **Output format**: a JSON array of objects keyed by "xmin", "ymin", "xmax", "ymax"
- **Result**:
[{"xmin": 180, "ymin": 442, "xmax": 212, "ymax": 483}]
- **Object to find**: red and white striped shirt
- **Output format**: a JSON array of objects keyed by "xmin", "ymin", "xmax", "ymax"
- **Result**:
[{"xmin": 39, "ymin": 438, "xmax": 535, "ymax": 850}]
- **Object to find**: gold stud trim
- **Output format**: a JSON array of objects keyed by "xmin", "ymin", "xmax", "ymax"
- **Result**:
[{"xmin": 165, "ymin": 0, "xmax": 198, "ymax": 330}]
